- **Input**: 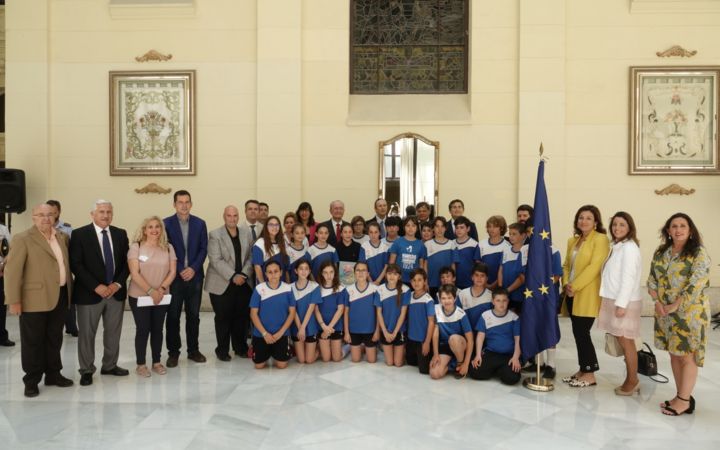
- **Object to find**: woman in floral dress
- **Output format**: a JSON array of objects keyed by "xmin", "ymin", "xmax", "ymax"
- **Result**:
[{"xmin": 648, "ymin": 213, "xmax": 711, "ymax": 416}]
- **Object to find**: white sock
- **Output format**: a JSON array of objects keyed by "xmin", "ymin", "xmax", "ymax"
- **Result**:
[{"xmin": 545, "ymin": 348, "xmax": 556, "ymax": 368}]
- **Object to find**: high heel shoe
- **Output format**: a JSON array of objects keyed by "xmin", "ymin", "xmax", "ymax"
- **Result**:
[
  {"xmin": 662, "ymin": 396, "xmax": 693, "ymax": 416},
  {"xmin": 614, "ymin": 383, "xmax": 640, "ymax": 396}
]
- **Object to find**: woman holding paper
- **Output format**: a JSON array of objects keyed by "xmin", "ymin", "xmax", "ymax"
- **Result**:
[{"xmin": 128, "ymin": 216, "xmax": 177, "ymax": 378}]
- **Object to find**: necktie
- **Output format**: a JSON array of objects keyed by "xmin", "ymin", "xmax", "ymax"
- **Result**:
[
  {"xmin": 101, "ymin": 229, "xmax": 114, "ymax": 285},
  {"xmin": 250, "ymin": 224, "xmax": 257, "ymax": 241},
  {"xmin": 378, "ymin": 220, "xmax": 386, "ymax": 239},
  {"xmin": 335, "ymin": 223, "xmax": 341, "ymax": 241}
]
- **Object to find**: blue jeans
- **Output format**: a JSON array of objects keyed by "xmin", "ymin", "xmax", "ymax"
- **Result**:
[{"xmin": 166, "ymin": 278, "xmax": 203, "ymax": 356}]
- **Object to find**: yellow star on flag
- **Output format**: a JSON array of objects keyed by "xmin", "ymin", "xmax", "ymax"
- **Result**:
[
  {"xmin": 523, "ymin": 288, "xmax": 533, "ymax": 299},
  {"xmin": 539, "ymin": 284, "xmax": 549, "ymax": 295},
  {"xmin": 540, "ymin": 229, "xmax": 550, "ymax": 240}
]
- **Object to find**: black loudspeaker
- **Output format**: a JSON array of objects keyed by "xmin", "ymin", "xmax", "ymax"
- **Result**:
[{"xmin": 0, "ymin": 169, "xmax": 26, "ymax": 213}]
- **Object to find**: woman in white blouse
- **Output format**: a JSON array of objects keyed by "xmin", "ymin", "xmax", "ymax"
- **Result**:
[{"xmin": 598, "ymin": 212, "xmax": 643, "ymax": 396}]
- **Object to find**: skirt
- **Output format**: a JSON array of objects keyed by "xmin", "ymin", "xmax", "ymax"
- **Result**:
[{"xmin": 596, "ymin": 297, "xmax": 642, "ymax": 339}]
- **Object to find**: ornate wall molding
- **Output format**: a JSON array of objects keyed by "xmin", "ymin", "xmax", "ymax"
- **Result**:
[
  {"xmin": 135, "ymin": 50, "xmax": 173, "ymax": 63},
  {"xmin": 656, "ymin": 45, "xmax": 697, "ymax": 58},
  {"xmin": 654, "ymin": 184, "xmax": 696, "ymax": 196},
  {"xmin": 135, "ymin": 183, "xmax": 172, "ymax": 194}
]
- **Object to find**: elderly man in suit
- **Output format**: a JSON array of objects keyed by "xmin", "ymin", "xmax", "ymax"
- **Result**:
[
  {"xmin": 321, "ymin": 200, "xmax": 349, "ymax": 247},
  {"xmin": 69, "ymin": 199, "xmax": 130, "ymax": 386},
  {"xmin": 164, "ymin": 189, "xmax": 208, "ymax": 367},
  {"xmin": 205, "ymin": 205, "xmax": 254, "ymax": 360},
  {"xmin": 5, "ymin": 204, "xmax": 74, "ymax": 397}
]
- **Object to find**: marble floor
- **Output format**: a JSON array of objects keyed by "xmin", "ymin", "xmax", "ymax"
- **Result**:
[{"xmin": 0, "ymin": 314, "xmax": 718, "ymax": 450}]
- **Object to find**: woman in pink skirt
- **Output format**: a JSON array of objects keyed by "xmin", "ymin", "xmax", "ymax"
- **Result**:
[{"xmin": 598, "ymin": 212, "xmax": 643, "ymax": 396}]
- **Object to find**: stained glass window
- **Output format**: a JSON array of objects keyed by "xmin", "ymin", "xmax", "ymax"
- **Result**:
[{"xmin": 351, "ymin": 0, "xmax": 468, "ymax": 94}]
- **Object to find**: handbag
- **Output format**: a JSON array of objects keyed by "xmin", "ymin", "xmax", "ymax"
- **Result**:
[
  {"xmin": 637, "ymin": 342, "xmax": 669, "ymax": 383},
  {"xmin": 604, "ymin": 333, "xmax": 623, "ymax": 357}
]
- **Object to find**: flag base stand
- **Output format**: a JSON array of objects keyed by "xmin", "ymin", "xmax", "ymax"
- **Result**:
[{"xmin": 523, "ymin": 355, "xmax": 554, "ymax": 392}]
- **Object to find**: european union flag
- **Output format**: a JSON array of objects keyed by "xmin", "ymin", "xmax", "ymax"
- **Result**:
[{"xmin": 520, "ymin": 160, "xmax": 561, "ymax": 361}]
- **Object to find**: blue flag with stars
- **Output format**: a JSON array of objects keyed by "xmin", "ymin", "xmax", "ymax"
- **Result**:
[{"xmin": 520, "ymin": 160, "xmax": 561, "ymax": 361}]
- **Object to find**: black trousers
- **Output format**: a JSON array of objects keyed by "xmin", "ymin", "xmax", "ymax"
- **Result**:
[
  {"xmin": 129, "ymin": 297, "xmax": 169, "ymax": 365},
  {"xmin": 567, "ymin": 297, "xmax": 599, "ymax": 373},
  {"xmin": 210, "ymin": 283, "xmax": 252, "ymax": 356},
  {"xmin": 406, "ymin": 340, "xmax": 432, "ymax": 374},
  {"xmin": 64, "ymin": 303, "xmax": 78, "ymax": 334},
  {"xmin": 20, "ymin": 287, "xmax": 68, "ymax": 386},
  {"xmin": 0, "ymin": 278, "xmax": 8, "ymax": 342},
  {"xmin": 166, "ymin": 278, "xmax": 203, "ymax": 356},
  {"xmin": 468, "ymin": 350, "xmax": 521, "ymax": 385}
]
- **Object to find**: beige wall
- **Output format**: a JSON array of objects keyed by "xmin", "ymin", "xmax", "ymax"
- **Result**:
[{"xmin": 5, "ymin": 0, "xmax": 719, "ymax": 287}]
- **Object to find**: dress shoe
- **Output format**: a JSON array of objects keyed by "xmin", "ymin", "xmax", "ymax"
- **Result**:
[
  {"xmin": 188, "ymin": 351, "xmax": 207, "ymax": 363},
  {"xmin": 614, "ymin": 382, "xmax": 640, "ymax": 396},
  {"xmin": 45, "ymin": 375, "xmax": 74, "ymax": 387},
  {"xmin": 236, "ymin": 350, "xmax": 249, "ymax": 359},
  {"xmin": 0, "ymin": 339, "xmax": 15, "ymax": 347},
  {"xmin": 152, "ymin": 363, "xmax": 167, "ymax": 375},
  {"xmin": 166, "ymin": 355, "xmax": 179, "ymax": 368},
  {"xmin": 66, "ymin": 331, "xmax": 78, "ymax": 337},
  {"xmin": 136, "ymin": 365, "xmax": 151, "ymax": 378},
  {"xmin": 101, "ymin": 366, "xmax": 130, "ymax": 376},
  {"xmin": 80, "ymin": 373, "xmax": 93, "ymax": 386},
  {"xmin": 216, "ymin": 353, "xmax": 231, "ymax": 362},
  {"xmin": 542, "ymin": 366, "xmax": 556, "ymax": 379},
  {"xmin": 24, "ymin": 384, "xmax": 39, "ymax": 398}
]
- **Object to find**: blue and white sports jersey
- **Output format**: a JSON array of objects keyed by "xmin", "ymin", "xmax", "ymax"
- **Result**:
[
  {"xmin": 476, "ymin": 309, "xmax": 520, "ymax": 355},
  {"xmin": 291, "ymin": 281, "xmax": 321, "ymax": 337},
  {"xmin": 284, "ymin": 234, "xmax": 309, "ymax": 247},
  {"xmin": 435, "ymin": 304, "xmax": 472, "ymax": 345},
  {"xmin": 407, "ymin": 291, "xmax": 435, "ymax": 343},
  {"xmin": 478, "ymin": 238, "xmax": 511, "ymax": 285},
  {"xmin": 286, "ymin": 242, "xmax": 310, "ymax": 282},
  {"xmin": 308, "ymin": 243, "xmax": 339, "ymax": 278},
  {"xmin": 345, "ymin": 283, "xmax": 379, "ymax": 334},
  {"xmin": 252, "ymin": 238, "xmax": 287, "ymax": 273},
  {"xmin": 318, "ymin": 286, "xmax": 348, "ymax": 332},
  {"xmin": 501, "ymin": 245, "xmax": 528, "ymax": 302},
  {"xmin": 457, "ymin": 287, "xmax": 493, "ymax": 328},
  {"xmin": 359, "ymin": 240, "xmax": 389, "ymax": 282},
  {"xmin": 389, "ymin": 237, "xmax": 427, "ymax": 283},
  {"xmin": 454, "ymin": 237, "xmax": 480, "ymax": 289},
  {"xmin": 374, "ymin": 283, "xmax": 410, "ymax": 333},
  {"xmin": 353, "ymin": 235, "xmax": 370, "ymax": 245},
  {"xmin": 249, "ymin": 282, "xmax": 295, "ymax": 337},
  {"xmin": 424, "ymin": 239, "xmax": 456, "ymax": 288}
]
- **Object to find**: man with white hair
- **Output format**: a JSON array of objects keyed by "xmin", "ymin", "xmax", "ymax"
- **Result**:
[
  {"xmin": 320, "ymin": 200, "xmax": 349, "ymax": 247},
  {"xmin": 69, "ymin": 199, "xmax": 130, "ymax": 386}
]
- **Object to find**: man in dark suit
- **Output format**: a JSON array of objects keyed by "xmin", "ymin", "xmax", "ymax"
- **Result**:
[
  {"xmin": 365, "ymin": 198, "xmax": 388, "ymax": 239},
  {"xmin": 164, "ymin": 190, "xmax": 208, "ymax": 367},
  {"xmin": 70, "ymin": 200, "xmax": 130, "ymax": 386},
  {"xmin": 205, "ymin": 205, "xmax": 254, "ymax": 360},
  {"xmin": 321, "ymin": 200, "xmax": 349, "ymax": 247},
  {"xmin": 444, "ymin": 198, "xmax": 479, "ymax": 241},
  {"xmin": 5, "ymin": 204, "xmax": 74, "ymax": 397}
]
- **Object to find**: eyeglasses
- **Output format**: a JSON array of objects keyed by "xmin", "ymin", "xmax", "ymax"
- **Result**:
[
  {"xmin": 267, "ymin": 223, "xmax": 280, "ymax": 228},
  {"xmin": 33, "ymin": 214, "xmax": 54, "ymax": 219}
]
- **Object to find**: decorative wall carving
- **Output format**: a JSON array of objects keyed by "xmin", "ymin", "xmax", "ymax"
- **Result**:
[
  {"xmin": 135, "ymin": 183, "xmax": 172, "ymax": 194},
  {"xmin": 135, "ymin": 50, "xmax": 173, "ymax": 63},
  {"xmin": 654, "ymin": 184, "xmax": 696, "ymax": 195},
  {"xmin": 656, "ymin": 45, "xmax": 697, "ymax": 58}
]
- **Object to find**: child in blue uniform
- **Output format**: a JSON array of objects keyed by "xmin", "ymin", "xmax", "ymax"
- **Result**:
[
  {"xmin": 343, "ymin": 262, "xmax": 380, "ymax": 363},
  {"xmin": 291, "ymin": 260, "xmax": 321, "ymax": 364},
  {"xmin": 469, "ymin": 288, "xmax": 522, "ymax": 385},
  {"xmin": 359, "ymin": 222, "xmax": 388, "ymax": 284},
  {"xmin": 430, "ymin": 285, "xmax": 474, "ymax": 380},
  {"xmin": 252, "ymin": 215, "xmax": 288, "ymax": 283},
  {"xmin": 457, "ymin": 262, "xmax": 493, "ymax": 328},
  {"xmin": 383, "ymin": 216, "xmax": 401, "ymax": 245},
  {"xmin": 453, "ymin": 216, "xmax": 480, "ymax": 289},
  {"xmin": 388, "ymin": 216, "xmax": 427, "ymax": 285},
  {"xmin": 424, "ymin": 216, "xmax": 456, "ymax": 299},
  {"xmin": 314, "ymin": 260, "xmax": 347, "ymax": 362},
  {"xmin": 498, "ymin": 222, "xmax": 528, "ymax": 312},
  {"xmin": 286, "ymin": 223, "xmax": 310, "ymax": 283},
  {"xmin": 420, "ymin": 221, "xmax": 434, "ymax": 242},
  {"xmin": 308, "ymin": 223, "xmax": 339, "ymax": 279},
  {"xmin": 249, "ymin": 260, "xmax": 296, "ymax": 369},
  {"xmin": 405, "ymin": 268, "xmax": 436, "ymax": 374},
  {"xmin": 478, "ymin": 215, "xmax": 511, "ymax": 289},
  {"xmin": 375, "ymin": 264, "xmax": 410, "ymax": 367}
]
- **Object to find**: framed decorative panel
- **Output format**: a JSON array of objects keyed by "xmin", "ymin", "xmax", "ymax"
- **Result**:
[
  {"xmin": 110, "ymin": 70, "xmax": 195, "ymax": 175},
  {"xmin": 629, "ymin": 66, "xmax": 719, "ymax": 174}
]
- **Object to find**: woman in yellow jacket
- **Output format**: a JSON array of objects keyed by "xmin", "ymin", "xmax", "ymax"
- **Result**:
[{"xmin": 561, "ymin": 205, "xmax": 610, "ymax": 387}]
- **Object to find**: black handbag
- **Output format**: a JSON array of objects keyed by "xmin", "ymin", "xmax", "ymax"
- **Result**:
[{"xmin": 637, "ymin": 343, "xmax": 668, "ymax": 383}]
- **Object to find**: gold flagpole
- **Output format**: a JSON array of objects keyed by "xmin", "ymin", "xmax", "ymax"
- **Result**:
[{"xmin": 523, "ymin": 142, "xmax": 554, "ymax": 392}]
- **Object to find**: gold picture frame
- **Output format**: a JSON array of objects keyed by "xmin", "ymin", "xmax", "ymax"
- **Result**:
[
  {"xmin": 109, "ymin": 70, "xmax": 196, "ymax": 175},
  {"xmin": 629, "ymin": 66, "xmax": 719, "ymax": 175}
]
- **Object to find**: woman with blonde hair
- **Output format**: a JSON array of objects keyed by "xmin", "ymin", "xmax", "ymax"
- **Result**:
[{"xmin": 127, "ymin": 216, "xmax": 177, "ymax": 377}]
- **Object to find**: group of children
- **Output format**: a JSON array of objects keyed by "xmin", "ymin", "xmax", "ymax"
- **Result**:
[{"xmin": 248, "ymin": 207, "xmax": 563, "ymax": 384}]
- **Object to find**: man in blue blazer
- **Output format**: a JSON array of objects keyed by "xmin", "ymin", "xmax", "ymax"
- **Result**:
[{"xmin": 164, "ymin": 190, "xmax": 208, "ymax": 367}]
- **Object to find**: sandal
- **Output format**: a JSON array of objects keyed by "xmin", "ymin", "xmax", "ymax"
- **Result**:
[
  {"xmin": 662, "ymin": 396, "xmax": 694, "ymax": 416},
  {"xmin": 136, "ymin": 365, "xmax": 151, "ymax": 378},
  {"xmin": 568, "ymin": 378, "xmax": 596, "ymax": 388},
  {"xmin": 561, "ymin": 375, "xmax": 578, "ymax": 383},
  {"xmin": 152, "ymin": 363, "xmax": 167, "ymax": 375}
]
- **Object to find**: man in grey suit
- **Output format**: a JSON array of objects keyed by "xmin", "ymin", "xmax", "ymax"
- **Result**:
[{"xmin": 205, "ymin": 205, "xmax": 254, "ymax": 360}]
